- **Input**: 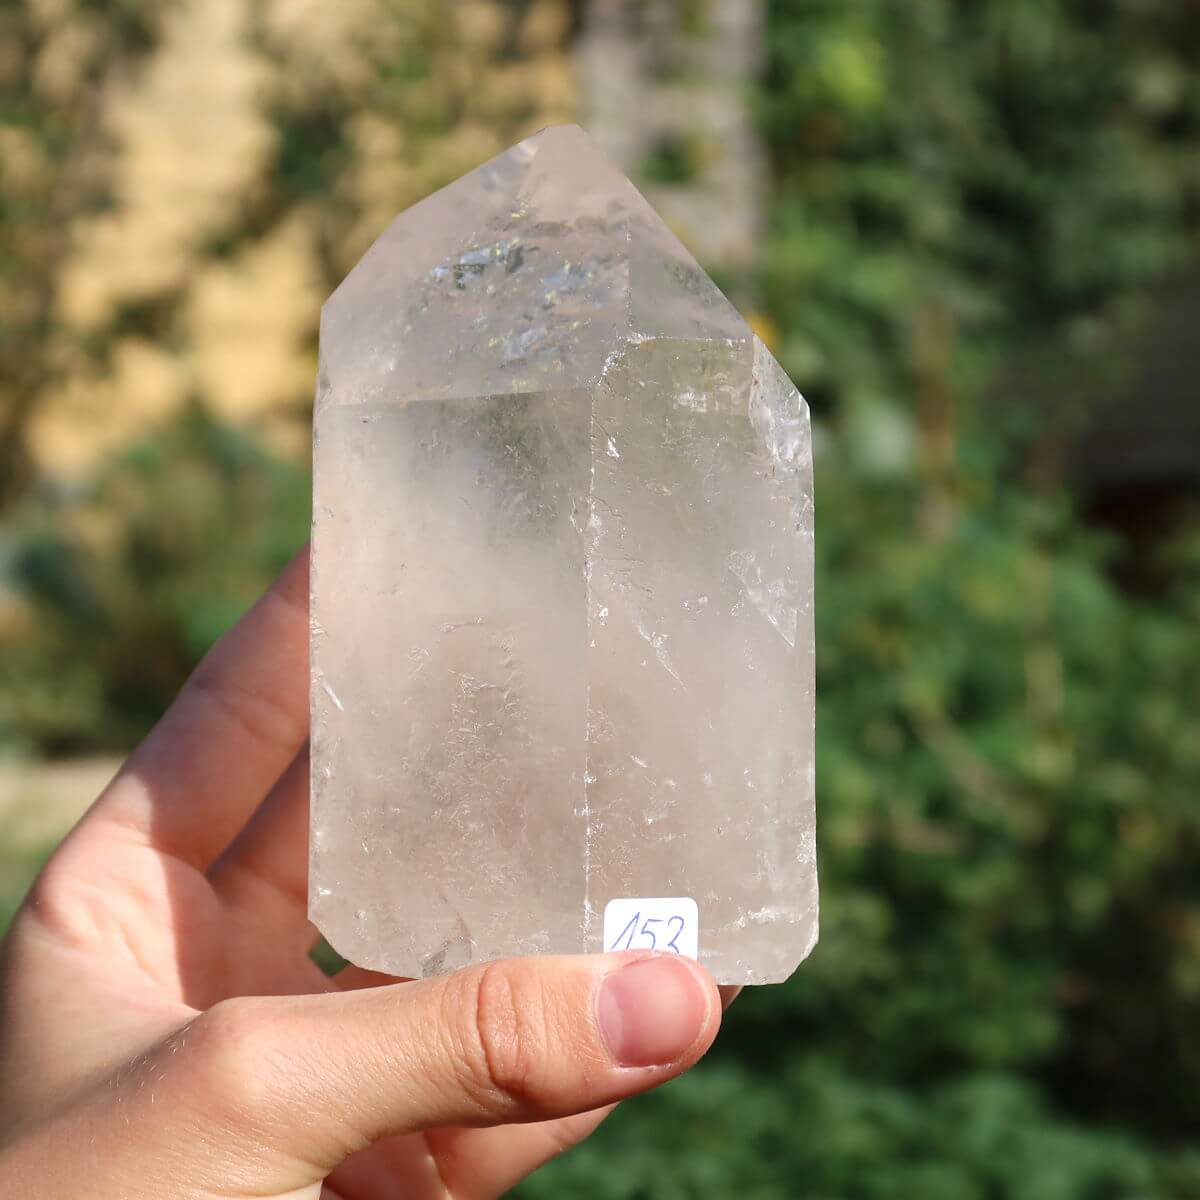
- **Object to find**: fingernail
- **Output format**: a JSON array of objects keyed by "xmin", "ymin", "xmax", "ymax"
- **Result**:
[{"xmin": 597, "ymin": 955, "xmax": 709, "ymax": 1068}]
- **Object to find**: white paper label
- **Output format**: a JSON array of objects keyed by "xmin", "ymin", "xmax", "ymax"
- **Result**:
[{"xmin": 602, "ymin": 897, "xmax": 699, "ymax": 959}]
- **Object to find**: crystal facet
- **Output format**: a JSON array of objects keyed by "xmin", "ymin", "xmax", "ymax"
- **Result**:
[{"xmin": 310, "ymin": 125, "xmax": 816, "ymax": 985}]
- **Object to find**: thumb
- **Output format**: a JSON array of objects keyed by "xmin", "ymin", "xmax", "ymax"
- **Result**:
[{"xmin": 176, "ymin": 951, "xmax": 720, "ymax": 1188}]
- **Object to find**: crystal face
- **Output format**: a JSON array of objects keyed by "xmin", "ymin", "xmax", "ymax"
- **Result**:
[{"xmin": 310, "ymin": 124, "xmax": 816, "ymax": 985}]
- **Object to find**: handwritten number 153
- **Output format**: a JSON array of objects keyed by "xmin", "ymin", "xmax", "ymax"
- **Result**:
[{"xmin": 611, "ymin": 911, "xmax": 686, "ymax": 954}]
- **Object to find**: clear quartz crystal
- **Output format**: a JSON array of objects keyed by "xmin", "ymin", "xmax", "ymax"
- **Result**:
[{"xmin": 310, "ymin": 125, "xmax": 816, "ymax": 985}]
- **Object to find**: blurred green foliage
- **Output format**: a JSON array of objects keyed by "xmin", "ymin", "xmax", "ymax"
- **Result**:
[
  {"xmin": 523, "ymin": 1065, "xmax": 1200, "ymax": 1199},
  {"xmin": 0, "ymin": 409, "xmax": 308, "ymax": 753},
  {"xmin": 0, "ymin": 841, "xmax": 54, "ymax": 933},
  {"xmin": 1, "ymin": 0, "xmax": 1199, "ymax": 1196},
  {"xmin": 759, "ymin": 0, "xmax": 1198, "ymax": 438}
]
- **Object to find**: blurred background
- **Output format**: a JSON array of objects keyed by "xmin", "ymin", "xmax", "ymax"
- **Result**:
[{"xmin": 1, "ymin": 0, "xmax": 1199, "ymax": 1194}]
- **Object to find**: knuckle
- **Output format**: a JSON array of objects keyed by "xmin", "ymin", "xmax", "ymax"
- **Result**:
[
  {"xmin": 17, "ymin": 840, "xmax": 142, "ymax": 954},
  {"xmin": 182, "ymin": 997, "xmax": 283, "ymax": 1123},
  {"xmin": 456, "ymin": 961, "xmax": 552, "ymax": 1113},
  {"xmin": 17, "ymin": 858, "xmax": 80, "ymax": 943},
  {"xmin": 190, "ymin": 664, "xmax": 299, "ymax": 753}
]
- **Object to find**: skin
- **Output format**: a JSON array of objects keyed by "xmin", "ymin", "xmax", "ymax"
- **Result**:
[{"xmin": 0, "ymin": 549, "xmax": 735, "ymax": 1199}]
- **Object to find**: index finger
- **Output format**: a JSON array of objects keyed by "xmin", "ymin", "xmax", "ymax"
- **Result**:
[{"xmin": 89, "ymin": 545, "xmax": 310, "ymax": 870}]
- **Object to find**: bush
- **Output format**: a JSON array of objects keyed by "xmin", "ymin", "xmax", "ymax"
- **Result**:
[
  {"xmin": 0, "ymin": 408, "xmax": 309, "ymax": 754},
  {"xmin": 520, "ymin": 1063, "xmax": 1197, "ymax": 1200}
]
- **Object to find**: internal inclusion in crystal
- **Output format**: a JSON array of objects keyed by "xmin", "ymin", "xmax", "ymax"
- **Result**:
[{"xmin": 310, "ymin": 125, "xmax": 816, "ymax": 986}]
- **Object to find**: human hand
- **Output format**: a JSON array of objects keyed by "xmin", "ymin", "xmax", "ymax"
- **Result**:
[{"xmin": 0, "ymin": 550, "xmax": 724, "ymax": 1199}]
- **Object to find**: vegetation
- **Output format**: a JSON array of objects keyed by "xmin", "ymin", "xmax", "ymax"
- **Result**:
[
  {"xmin": 0, "ymin": 410, "xmax": 308, "ymax": 752},
  {"xmin": 2, "ymin": 1, "xmax": 1200, "ymax": 1196}
]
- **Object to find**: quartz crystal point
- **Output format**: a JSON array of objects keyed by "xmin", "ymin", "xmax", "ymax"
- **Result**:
[{"xmin": 310, "ymin": 125, "xmax": 816, "ymax": 985}]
